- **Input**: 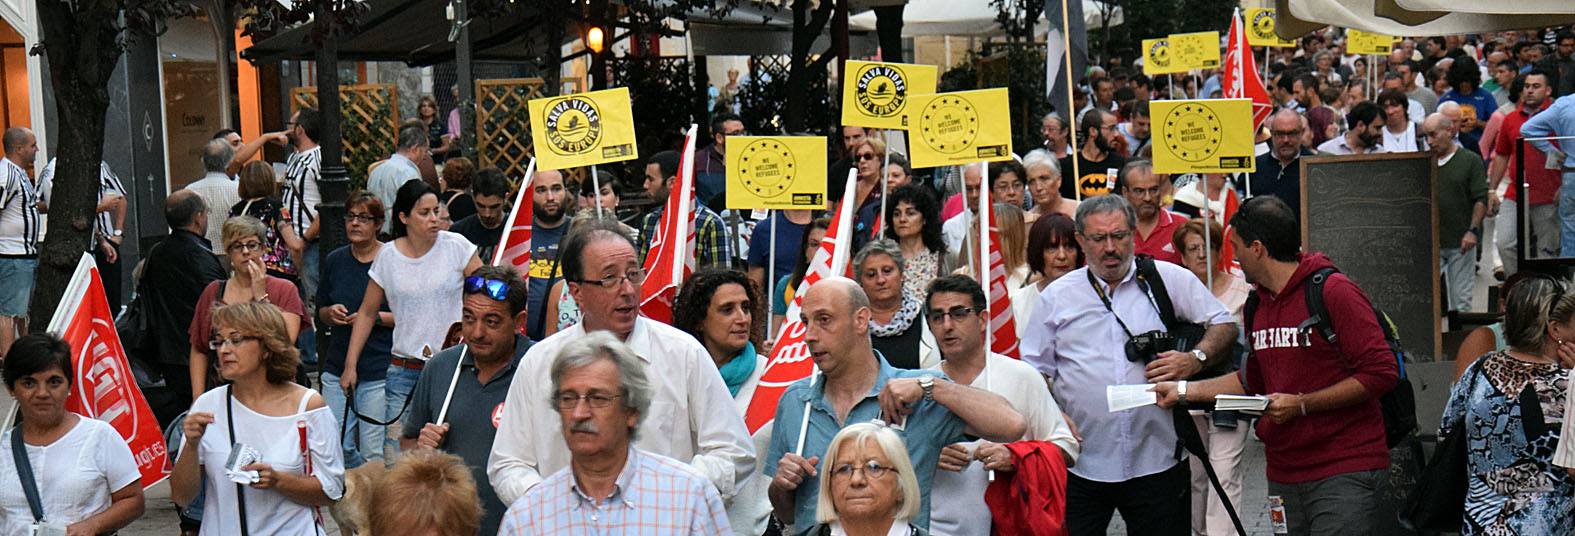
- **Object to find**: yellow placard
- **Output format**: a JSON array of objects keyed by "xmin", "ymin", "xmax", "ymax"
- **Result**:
[
  {"xmin": 527, "ymin": 87, "xmax": 639, "ymax": 171},
  {"xmin": 1143, "ymin": 32, "xmax": 1220, "ymax": 75},
  {"xmin": 1151, "ymin": 99, "xmax": 1257, "ymax": 174},
  {"xmin": 904, "ymin": 88, "xmax": 1014, "ymax": 169},
  {"xmin": 840, "ymin": 60, "xmax": 939, "ymax": 130},
  {"xmin": 725, "ymin": 136, "xmax": 828, "ymax": 210},
  {"xmin": 1245, "ymin": 8, "xmax": 1295, "ymax": 47},
  {"xmin": 1346, "ymin": 29, "xmax": 1396, "ymax": 56}
]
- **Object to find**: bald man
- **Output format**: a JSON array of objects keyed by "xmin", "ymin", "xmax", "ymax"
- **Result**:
[
  {"xmin": 1423, "ymin": 113, "xmax": 1488, "ymax": 312},
  {"xmin": 764, "ymin": 277, "xmax": 1025, "ymax": 535},
  {"xmin": 1249, "ymin": 109, "xmax": 1315, "ymax": 221}
]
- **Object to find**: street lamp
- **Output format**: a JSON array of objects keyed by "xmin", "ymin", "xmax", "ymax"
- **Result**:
[{"xmin": 587, "ymin": 26, "xmax": 605, "ymax": 54}]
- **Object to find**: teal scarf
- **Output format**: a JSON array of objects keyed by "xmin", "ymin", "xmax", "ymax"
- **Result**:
[{"xmin": 719, "ymin": 342, "xmax": 757, "ymax": 397}]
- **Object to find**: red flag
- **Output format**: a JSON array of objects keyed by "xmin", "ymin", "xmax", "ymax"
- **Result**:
[
  {"xmin": 638, "ymin": 125, "xmax": 699, "ymax": 324},
  {"xmin": 744, "ymin": 169, "xmax": 859, "ymax": 434},
  {"xmin": 46, "ymin": 254, "xmax": 170, "ymax": 488},
  {"xmin": 492, "ymin": 158, "xmax": 537, "ymax": 271},
  {"xmin": 1223, "ymin": 8, "xmax": 1272, "ymax": 131},
  {"xmin": 1216, "ymin": 187, "xmax": 1241, "ymax": 274},
  {"xmin": 983, "ymin": 199, "xmax": 1021, "ymax": 359}
]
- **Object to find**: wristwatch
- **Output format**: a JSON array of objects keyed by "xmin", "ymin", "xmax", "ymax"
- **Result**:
[
  {"xmin": 1191, "ymin": 349, "xmax": 1208, "ymax": 362},
  {"xmin": 918, "ymin": 375, "xmax": 936, "ymax": 401},
  {"xmin": 111, "ymin": 229, "xmax": 123, "ymax": 237},
  {"xmin": 1177, "ymin": 380, "xmax": 1190, "ymax": 406}
]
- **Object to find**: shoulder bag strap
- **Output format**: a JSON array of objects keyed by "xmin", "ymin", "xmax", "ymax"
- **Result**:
[
  {"xmin": 10, "ymin": 427, "xmax": 45, "ymax": 522},
  {"xmin": 1135, "ymin": 256, "xmax": 1180, "ymax": 328},
  {"xmin": 227, "ymin": 387, "xmax": 251, "ymax": 536}
]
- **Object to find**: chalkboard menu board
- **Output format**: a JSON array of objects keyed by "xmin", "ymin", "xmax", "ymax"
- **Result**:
[{"xmin": 1301, "ymin": 153, "xmax": 1441, "ymax": 362}]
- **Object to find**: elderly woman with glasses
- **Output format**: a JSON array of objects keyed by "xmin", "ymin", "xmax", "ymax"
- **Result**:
[
  {"xmin": 171, "ymin": 301, "xmax": 346, "ymax": 534},
  {"xmin": 189, "ymin": 216, "xmax": 308, "ymax": 398},
  {"xmin": 811, "ymin": 422, "xmax": 929, "ymax": 536}
]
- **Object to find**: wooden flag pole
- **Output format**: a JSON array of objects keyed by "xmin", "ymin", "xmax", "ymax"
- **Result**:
[{"xmin": 1059, "ymin": 0, "xmax": 1082, "ymax": 202}]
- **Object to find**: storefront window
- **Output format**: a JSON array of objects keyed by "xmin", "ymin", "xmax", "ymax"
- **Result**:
[{"xmin": 160, "ymin": 10, "xmax": 226, "ymax": 190}]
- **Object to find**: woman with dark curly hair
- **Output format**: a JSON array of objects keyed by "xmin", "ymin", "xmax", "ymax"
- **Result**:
[
  {"xmin": 172, "ymin": 301, "xmax": 345, "ymax": 534},
  {"xmin": 671, "ymin": 268, "xmax": 771, "ymax": 535},
  {"xmin": 884, "ymin": 185, "xmax": 954, "ymax": 299}
]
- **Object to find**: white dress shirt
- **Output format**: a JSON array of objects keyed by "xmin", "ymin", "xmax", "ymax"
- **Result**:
[
  {"xmin": 186, "ymin": 171, "xmax": 241, "ymax": 254},
  {"xmin": 488, "ymin": 316, "xmax": 757, "ymax": 507},
  {"xmin": 928, "ymin": 353, "xmax": 1081, "ymax": 536}
]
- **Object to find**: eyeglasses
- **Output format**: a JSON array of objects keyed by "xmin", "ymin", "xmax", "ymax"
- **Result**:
[
  {"xmin": 465, "ymin": 275, "xmax": 511, "ymax": 301},
  {"xmin": 346, "ymin": 213, "xmax": 381, "ymax": 225},
  {"xmin": 927, "ymin": 306, "xmax": 983, "ymax": 323},
  {"xmin": 554, "ymin": 392, "xmax": 623, "ymax": 410},
  {"xmin": 209, "ymin": 335, "xmax": 257, "ymax": 350},
  {"xmin": 574, "ymin": 269, "xmax": 647, "ymax": 289},
  {"xmin": 831, "ymin": 460, "xmax": 899, "ymax": 481},
  {"xmin": 227, "ymin": 241, "xmax": 264, "ymax": 253},
  {"xmin": 1081, "ymin": 230, "xmax": 1132, "ymax": 244},
  {"xmin": 857, "ymin": 152, "xmax": 880, "ymax": 161}
]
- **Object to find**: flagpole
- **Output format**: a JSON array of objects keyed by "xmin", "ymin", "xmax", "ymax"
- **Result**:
[
  {"xmin": 766, "ymin": 209, "xmax": 778, "ymax": 339},
  {"xmin": 492, "ymin": 158, "xmax": 537, "ymax": 266},
  {"xmin": 591, "ymin": 164, "xmax": 603, "ymax": 219},
  {"xmin": 1202, "ymin": 178, "xmax": 1213, "ymax": 291},
  {"xmin": 435, "ymin": 346, "xmax": 470, "ymax": 425},
  {"xmin": 1058, "ymin": 0, "xmax": 1081, "ymax": 202},
  {"xmin": 879, "ymin": 129, "xmax": 891, "ymax": 236}
]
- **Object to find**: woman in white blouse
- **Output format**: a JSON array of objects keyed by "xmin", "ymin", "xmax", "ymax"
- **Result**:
[
  {"xmin": 0, "ymin": 334, "xmax": 144, "ymax": 535},
  {"xmin": 171, "ymin": 301, "xmax": 345, "ymax": 535}
]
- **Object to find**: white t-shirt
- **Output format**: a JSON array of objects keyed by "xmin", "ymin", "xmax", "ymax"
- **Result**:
[
  {"xmin": 0, "ymin": 417, "xmax": 140, "ymax": 534},
  {"xmin": 928, "ymin": 353, "xmax": 1080, "ymax": 536},
  {"xmin": 192, "ymin": 386, "xmax": 345, "ymax": 536},
  {"xmin": 368, "ymin": 231, "xmax": 476, "ymax": 360}
]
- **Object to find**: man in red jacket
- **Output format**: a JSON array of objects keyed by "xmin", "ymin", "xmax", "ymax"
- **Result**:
[{"xmin": 1152, "ymin": 195, "xmax": 1398, "ymax": 536}]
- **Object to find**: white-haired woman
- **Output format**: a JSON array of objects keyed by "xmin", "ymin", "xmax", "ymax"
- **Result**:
[{"xmin": 812, "ymin": 422, "xmax": 928, "ymax": 536}]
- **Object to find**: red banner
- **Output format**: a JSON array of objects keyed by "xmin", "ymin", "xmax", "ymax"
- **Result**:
[
  {"xmin": 492, "ymin": 160, "xmax": 537, "ymax": 270},
  {"xmin": 984, "ymin": 201, "xmax": 1021, "ymax": 359},
  {"xmin": 52, "ymin": 257, "xmax": 170, "ymax": 488},
  {"xmin": 639, "ymin": 126, "xmax": 699, "ymax": 324},
  {"xmin": 1223, "ymin": 8, "xmax": 1273, "ymax": 131},
  {"xmin": 744, "ymin": 170, "xmax": 858, "ymax": 434}
]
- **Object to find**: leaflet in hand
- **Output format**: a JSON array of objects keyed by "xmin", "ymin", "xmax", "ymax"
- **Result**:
[
  {"xmin": 1107, "ymin": 384, "xmax": 1158, "ymax": 412},
  {"xmin": 1215, "ymin": 394, "xmax": 1272, "ymax": 413},
  {"xmin": 225, "ymin": 442, "xmax": 263, "ymax": 484}
]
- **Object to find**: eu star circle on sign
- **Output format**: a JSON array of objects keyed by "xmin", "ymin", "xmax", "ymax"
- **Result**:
[
  {"xmin": 919, "ymin": 95, "xmax": 979, "ymax": 155},
  {"xmin": 739, "ymin": 139, "xmax": 798, "ymax": 198},
  {"xmin": 1164, "ymin": 103, "xmax": 1223, "ymax": 163}
]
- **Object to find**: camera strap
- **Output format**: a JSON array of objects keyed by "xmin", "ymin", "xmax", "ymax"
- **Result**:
[{"xmin": 1086, "ymin": 266, "xmax": 1163, "ymax": 339}]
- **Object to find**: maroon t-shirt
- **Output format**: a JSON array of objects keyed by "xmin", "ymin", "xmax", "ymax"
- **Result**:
[
  {"xmin": 188, "ymin": 276, "xmax": 307, "ymax": 353},
  {"xmin": 1242, "ymin": 253, "xmax": 1398, "ymax": 484}
]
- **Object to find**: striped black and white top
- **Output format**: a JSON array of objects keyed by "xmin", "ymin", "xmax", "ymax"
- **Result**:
[
  {"xmin": 281, "ymin": 146, "xmax": 321, "ymax": 237},
  {"xmin": 38, "ymin": 158, "xmax": 125, "ymax": 243},
  {"xmin": 0, "ymin": 158, "xmax": 38, "ymax": 257}
]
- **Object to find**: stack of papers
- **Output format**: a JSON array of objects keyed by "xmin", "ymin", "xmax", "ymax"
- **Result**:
[
  {"xmin": 1107, "ymin": 384, "xmax": 1157, "ymax": 412},
  {"xmin": 1215, "ymin": 394, "xmax": 1272, "ymax": 413}
]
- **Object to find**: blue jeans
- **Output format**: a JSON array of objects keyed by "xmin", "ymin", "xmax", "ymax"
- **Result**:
[
  {"xmin": 302, "ymin": 240, "xmax": 321, "ymax": 304},
  {"xmin": 384, "ymin": 364, "xmax": 422, "ymax": 461},
  {"xmin": 321, "ymin": 371, "xmax": 387, "ymax": 468},
  {"xmin": 1560, "ymin": 172, "xmax": 1575, "ymax": 257}
]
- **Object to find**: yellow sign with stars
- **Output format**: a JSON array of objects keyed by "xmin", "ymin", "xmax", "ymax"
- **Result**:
[
  {"xmin": 1246, "ymin": 8, "xmax": 1296, "ymax": 47},
  {"xmin": 904, "ymin": 88, "xmax": 1014, "ymax": 169},
  {"xmin": 1143, "ymin": 31, "xmax": 1220, "ymax": 75},
  {"xmin": 527, "ymin": 87, "xmax": 639, "ymax": 171},
  {"xmin": 841, "ymin": 60, "xmax": 939, "ymax": 130},
  {"xmin": 725, "ymin": 136, "xmax": 828, "ymax": 210},
  {"xmin": 1151, "ymin": 99, "xmax": 1257, "ymax": 174},
  {"xmin": 1346, "ymin": 29, "xmax": 1397, "ymax": 56}
]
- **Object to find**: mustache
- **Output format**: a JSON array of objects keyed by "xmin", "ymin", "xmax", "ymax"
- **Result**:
[{"xmin": 571, "ymin": 420, "xmax": 599, "ymax": 434}]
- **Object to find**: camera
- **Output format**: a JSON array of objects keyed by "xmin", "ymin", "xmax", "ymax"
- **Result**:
[{"xmin": 1124, "ymin": 330, "xmax": 1178, "ymax": 363}]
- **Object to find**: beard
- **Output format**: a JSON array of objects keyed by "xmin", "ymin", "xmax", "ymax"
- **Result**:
[{"xmin": 535, "ymin": 200, "xmax": 565, "ymax": 223}]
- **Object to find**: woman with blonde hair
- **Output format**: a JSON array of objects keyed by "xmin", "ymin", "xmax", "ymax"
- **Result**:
[
  {"xmin": 171, "ymin": 301, "xmax": 345, "ymax": 534},
  {"xmin": 960, "ymin": 203, "xmax": 1030, "ymax": 290},
  {"xmin": 813, "ymin": 422, "xmax": 928, "ymax": 535},
  {"xmin": 368, "ymin": 449, "xmax": 481, "ymax": 536},
  {"xmin": 188, "ymin": 216, "xmax": 308, "ymax": 396}
]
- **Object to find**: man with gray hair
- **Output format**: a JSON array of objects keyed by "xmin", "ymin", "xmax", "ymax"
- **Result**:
[
  {"xmin": 490, "ymin": 219, "xmax": 756, "ymax": 514},
  {"xmin": 185, "ymin": 137, "xmax": 240, "ymax": 256},
  {"xmin": 367, "ymin": 122, "xmax": 428, "ymax": 233},
  {"xmin": 497, "ymin": 331, "xmax": 732, "ymax": 534},
  {"xmin": 1021, "ymin": 194, "xmax": 1237, "ymax": 535}
]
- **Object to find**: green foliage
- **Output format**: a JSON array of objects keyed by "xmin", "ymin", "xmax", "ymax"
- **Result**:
[
  {"xmin": 736, "ymin": 61, "xmax": 836, "ymax": 136},
  {"xmin": 611, "ymin": 56, "xmax": 703, "ymax": 149},
  {"xmin": 1088, "ymin": 0, "xmax": 1239, "ymax": 66}
]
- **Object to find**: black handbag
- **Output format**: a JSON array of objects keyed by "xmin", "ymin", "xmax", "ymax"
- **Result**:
[{"xmin": 1400, "ymin": 363, "xmax": 1485, "ymax": 532}]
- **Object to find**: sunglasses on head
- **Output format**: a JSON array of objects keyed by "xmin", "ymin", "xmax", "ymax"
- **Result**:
[{"xmin": 465, "ymin": 276, "xmax": 510, "ymax": 302}]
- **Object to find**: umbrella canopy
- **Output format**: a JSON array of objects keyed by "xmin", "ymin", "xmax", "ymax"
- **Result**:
[
  {"xmin": 685, "ymin": 3, "xmax": 879, "ymax": 56},
  {"xmin": 847, "ymin": 0, "xmax": 1121, "ymax": 38},
  {"xmin": 244, "ymin": 0, "xmax": 550, "ymax": 66},
  {"xmin": 1275, "ymin": 0, "xmax": 1575, "ymax": 39}
]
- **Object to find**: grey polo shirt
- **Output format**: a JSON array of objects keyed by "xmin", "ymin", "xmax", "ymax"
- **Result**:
[{"xmin": 402, "ymin": 335, "xmax": 530, "ymax": 536}]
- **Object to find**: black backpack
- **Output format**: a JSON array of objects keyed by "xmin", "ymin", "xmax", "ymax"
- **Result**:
[{"xmin": 1242, "ymin": 266, "xmax": 1418, "ymax": 448}]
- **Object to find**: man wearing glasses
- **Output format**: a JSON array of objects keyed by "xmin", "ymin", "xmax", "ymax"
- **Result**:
[
  {"xmin": 1120, "ymin": 160, "xmax": 1189, "ymax": 265},
  {"xmin": 1249, "ymin": 109, "xmax": 1315, "ymax": 221},
  {"xmin": 490, "ymin": 219, "xmax": 755, "ymax": 517},
  {"xmin": 402, "ymin": 264, "xmax": 533, "ymax": 536},
  {"xmin": 1021, "ymin": 195, "xmax": 1236, "ymax": 536},
  {"xmin": 925, "ymin": 275, "xmax": 1080, "ymax": 536}
]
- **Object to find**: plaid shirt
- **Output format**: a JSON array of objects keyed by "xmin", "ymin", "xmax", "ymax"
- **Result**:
[
  {"xmin": 497, "ymin": 447, "xmax": 731, "ymax": 536},
  {"xmin": 282, "ymin": 146, "xmax": 321, "ymax": 236},
  {"xmin": 638, "ymin": 202, "xmax": 732, "ymax": 269}
]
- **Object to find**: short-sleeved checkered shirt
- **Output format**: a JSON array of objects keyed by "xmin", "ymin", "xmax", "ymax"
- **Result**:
[{"xmin": 497, "ymin": 447, "xmax": 731, "ymax": 536}]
